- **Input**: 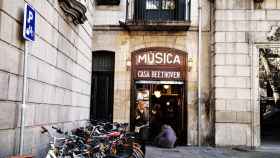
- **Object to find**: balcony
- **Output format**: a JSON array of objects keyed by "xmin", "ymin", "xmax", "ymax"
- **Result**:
[{"xmin": 119, "ymin": 0, "xmax": 191, "ymax": 31}]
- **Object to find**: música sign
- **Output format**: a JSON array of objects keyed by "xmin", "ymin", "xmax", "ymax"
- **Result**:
[{"xmin": 132, "ymin": 47, "xmax": 187, "ymax": 81}]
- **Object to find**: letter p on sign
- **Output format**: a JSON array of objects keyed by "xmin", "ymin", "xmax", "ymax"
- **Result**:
[
  {"xmin": 23, "ymin": 3, "xmax": 36, "ymax": 41},
  {"xmin": 27, "ymin": 11, "xmax": 33, "ymax": 23}
]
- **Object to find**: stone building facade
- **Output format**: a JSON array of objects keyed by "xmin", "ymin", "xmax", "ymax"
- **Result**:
[
  {"xmin": 0, "ymin": 0, "xmax": 93, "ymax": 157},
  {"xmin": 92, "ymin": 0, "xmax": 213, "ymax": 146},
  {"xmin": 92, "ymin": 0, "xmax": 280, "ymax": 148},
  {"xmin": 213, "ymin": 0, "xmax": 280, "ymax": 147},
  {"xmin": 0, "ymin": 0, "xmax": 280, "ymax": 157}
]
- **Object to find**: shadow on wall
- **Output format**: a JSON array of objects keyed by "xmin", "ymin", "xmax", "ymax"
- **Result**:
[{"xmin": 201, "ymin": 91, "xmax": 215, "ymax": 145}]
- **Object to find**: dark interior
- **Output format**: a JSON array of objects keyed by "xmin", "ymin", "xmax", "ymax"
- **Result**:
[
  {"xmin": 134, "ymin": 83, "xmax": 186, "ymax": 145},
  {"xmin": 91, "ymin": 51, "xmax": 115, "ymax": 122},
  {"xmin": 260, "ymin": 82, "xmax": 280, "ymax": 146},
  {"xmin": 261, "ymin": 109, "xmax": 280, "ymax": 146}
]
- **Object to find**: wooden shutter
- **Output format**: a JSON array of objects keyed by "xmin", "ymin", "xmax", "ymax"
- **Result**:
[
  {"xmin": 134, "ymin": 0, "xmax": 145, "ymax": 20},
  {"xmin": 176, "ymin": 0, "xmax": 186, "ymax": 20}
]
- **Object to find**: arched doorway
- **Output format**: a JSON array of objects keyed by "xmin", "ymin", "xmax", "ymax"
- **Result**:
[
  {"xmin": 91, "ymin": 51, "xmax": 115, "ymax": 122},
  {"xmin": 130, "ymin": 47, "xmax": 188, "ymax": 144}
]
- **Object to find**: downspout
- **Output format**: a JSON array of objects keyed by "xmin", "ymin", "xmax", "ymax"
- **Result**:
[
  {"xmin": 198, "ymin": 0, "xmax": 202, "ymax": 147},
  {"xmin": 249, "ymin": 1, "xmax": 254, "ymax": 149}
]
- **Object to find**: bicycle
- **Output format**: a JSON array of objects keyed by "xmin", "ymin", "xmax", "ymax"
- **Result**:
[
  {"xmin": 41, "ymin": 121, "xmax": 145, "ymax": 158},
  {"xmin": 41, "ymin": 126, "xmax": 67, "ymax": 158}
]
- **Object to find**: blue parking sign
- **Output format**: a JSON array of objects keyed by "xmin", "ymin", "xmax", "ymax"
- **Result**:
[{"xmin": 23, "ymin": 4, "xmax": 35, "ymax": 41}]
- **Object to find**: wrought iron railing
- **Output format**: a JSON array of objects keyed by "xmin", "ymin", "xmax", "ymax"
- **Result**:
[{"xmin": 125, "ymin": 0, "xmax": 191, "ymax": 22}]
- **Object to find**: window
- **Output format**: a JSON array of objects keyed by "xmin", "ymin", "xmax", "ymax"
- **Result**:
[
  {"xmin": 146, "ymin": 0, "xmax": 160, "ymax": 10},
  {"xmin": 162, "ymin": 0, "xmax": 175, "ymax": 10},
  {"xmin": 133, "ymin": 0, "xmax": 188, "ymax": 21},
  {"xmin": 146, "ymin": 0, "xmax": 175, "ymax": 10}
]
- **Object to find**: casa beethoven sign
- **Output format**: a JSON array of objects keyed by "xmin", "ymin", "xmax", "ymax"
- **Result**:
[{"xmin": 132, "ymin": 47, "xmax": 187, "ymax": 81}]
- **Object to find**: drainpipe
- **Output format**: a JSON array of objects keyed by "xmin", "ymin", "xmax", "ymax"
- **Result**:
[{"xmin": 198, "ymin": 0, "xmax": 202, "ymax": 147}]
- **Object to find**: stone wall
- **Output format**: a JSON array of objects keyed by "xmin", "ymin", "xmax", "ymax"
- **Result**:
[
  {"xmin": 214, "ymin": 0, "xmax": 280, "ymax": 147},
  {"xmin": 0, "ymin": 0, "xmax": 93, "ymax": 157}
]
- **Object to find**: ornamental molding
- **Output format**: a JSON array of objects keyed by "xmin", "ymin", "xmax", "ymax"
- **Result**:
[
  {"xmin": 267, "ymin": 24, "xmax": 280, "ymax": 41},
  {"xmin": 58, "ymin": 0, "xmax": 87, "ymax": 25}
]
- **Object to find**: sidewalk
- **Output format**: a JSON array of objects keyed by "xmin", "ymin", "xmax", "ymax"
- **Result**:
[{"xmin": 145, "ymin": 146, "xmax": 280, "ymax": 158}]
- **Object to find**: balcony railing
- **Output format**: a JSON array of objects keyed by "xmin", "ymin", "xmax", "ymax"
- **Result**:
[{"xmin": 120, "ymin": 0, "xmax": 191, "ymax": 31}]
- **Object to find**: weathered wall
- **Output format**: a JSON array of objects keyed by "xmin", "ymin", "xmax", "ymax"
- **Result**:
[
  {"xmin": 0, "ymin": 0, "xmax": 93, "ymax": 157},
  {"xmin": 213, "ymin": 0, "xmax": 280, "ymax": 147},
  {"xmin": 92, "ymin": 0, "xmax": 213, "ymax": 146},
  {"xmin": 92, "ymin": 0, "xmax": 126, "ymax": 25},
  {"xmin": 93, "ymin": 29, "xmax": 211, "ymax": 145}
]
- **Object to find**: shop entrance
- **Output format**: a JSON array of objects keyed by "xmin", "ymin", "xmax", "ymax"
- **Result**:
[
  {"xmin": 131, "ymin": 47, "xmax": 187, "ymax": 144},
  {"xmin": 133, "ymin": 81, "xmax": 186, "ymax": 144}
]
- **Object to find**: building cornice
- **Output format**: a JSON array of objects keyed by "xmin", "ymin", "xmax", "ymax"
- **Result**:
[{"xmin": 93, "ymin": 25, "xmax": 206, "ymax": 32}]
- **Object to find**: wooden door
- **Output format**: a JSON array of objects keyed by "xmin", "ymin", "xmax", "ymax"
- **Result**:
[{"xmin": 91, "ymin": 52, "xmax": 114, "ymax": 122}]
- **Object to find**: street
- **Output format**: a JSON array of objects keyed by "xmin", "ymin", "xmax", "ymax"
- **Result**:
[{"xmin": 145, "ymin": 146, "xmax": 280, "ymax": 158}]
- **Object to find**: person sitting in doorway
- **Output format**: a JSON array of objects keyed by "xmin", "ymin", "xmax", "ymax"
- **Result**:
[
  {"xmin": 154, "ymin": 124, "xmax": 177, "ymax": 148},
  {"xmin": 135, "ymin": 101, "xmax": 149, "ymax": 141},
  {"xmin": 135, "ymin": 101, "xmax": 149, "ymax": 127},
  {"xmin": 150, "ymin": 104, "xmax": 162, "ymax": 138}
]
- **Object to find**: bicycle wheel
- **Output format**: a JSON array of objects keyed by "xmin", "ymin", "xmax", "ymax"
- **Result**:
[
  {"xmin": 132, "ymin": 148, "xmax": 144, "ymax": 158},
  {"xmin": 92, "ymin": 152, "xmax": 106, "ymax": 158},
  {"xmin": 46, "ymin": 150, "xmax": 58, "ymax": 158},
  {"xmin": 104, "ymin": 155, "xmax": 120, "ymax": 158},
  {"xmin": 130, "ymin": 150, "xmax": 143, "ymax": 158}
]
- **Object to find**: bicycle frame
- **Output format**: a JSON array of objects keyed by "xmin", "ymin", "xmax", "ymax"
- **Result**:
[{"xmin": 42, "ymin": 127, "xmax": 66, "ymax": 158}]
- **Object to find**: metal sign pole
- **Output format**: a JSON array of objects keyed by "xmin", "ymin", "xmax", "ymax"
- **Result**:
[
  {"xmin": 19, "ymin": 41, "xmax": 28, "ymax": 155},
  {"xmin": 20, "ymin": 3, "xmax": 35, "ymax": 154}
]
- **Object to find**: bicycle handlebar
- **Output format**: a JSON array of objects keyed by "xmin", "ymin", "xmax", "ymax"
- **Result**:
[
  {"xmin": 52, "ymin": 126, "xmax": 64, "ymax": 134},
  {"xmin": 41, "ymin": 126, "xmax": 48, "ymax": 134}
]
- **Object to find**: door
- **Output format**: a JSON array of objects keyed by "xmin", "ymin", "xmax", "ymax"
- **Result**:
[
  {"xmin": 91, "ymin": 52, "xmax": 115, "ymax": 122},
  {"xmin": 132, "ymin": 81, "xmax": 186, "ymax": 144}
]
